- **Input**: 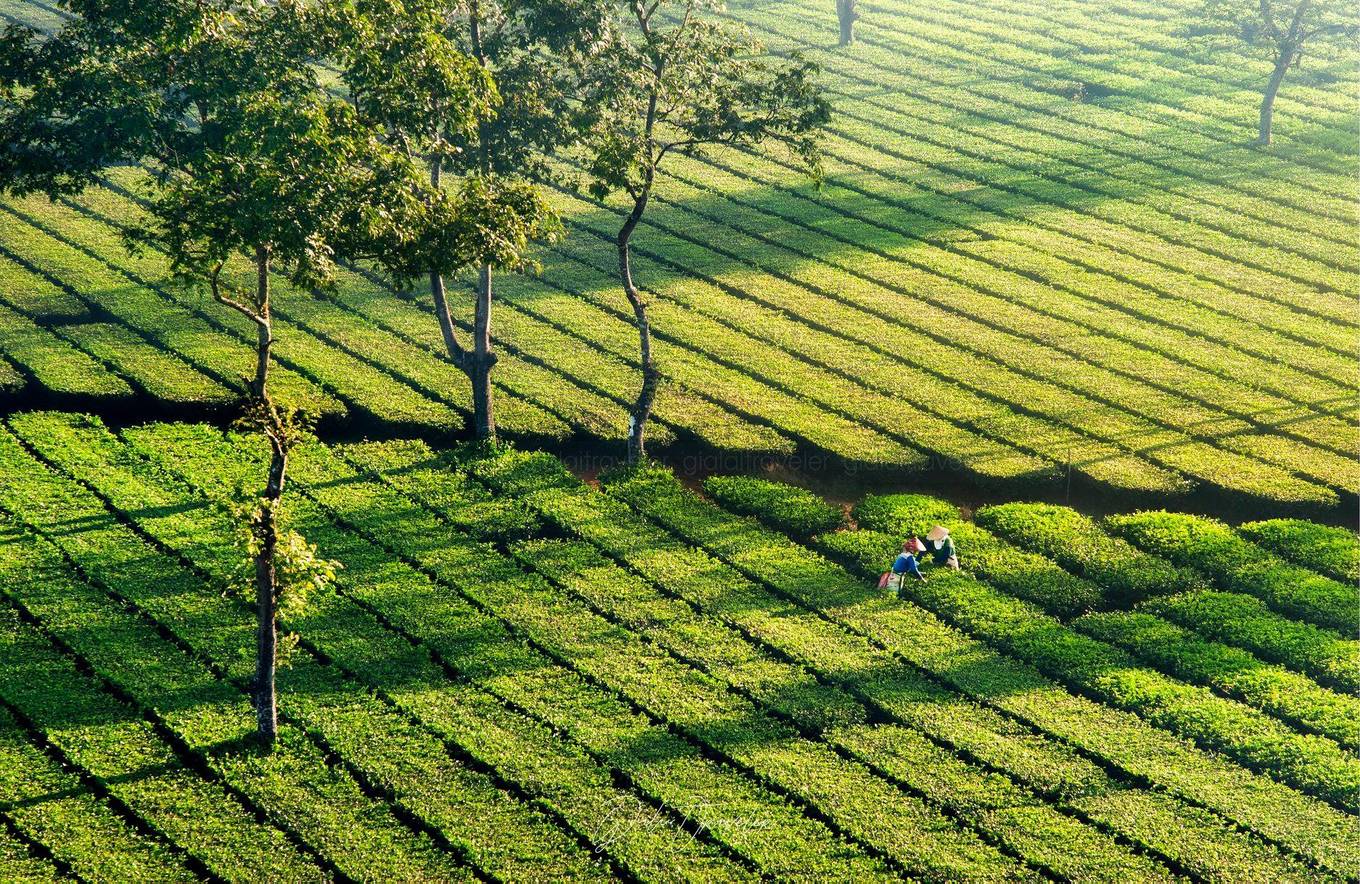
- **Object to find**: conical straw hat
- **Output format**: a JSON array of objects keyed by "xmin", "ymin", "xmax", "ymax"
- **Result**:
[{"xmin": 926, "ymin": 525, "xmax": 949, "ymax": 542}]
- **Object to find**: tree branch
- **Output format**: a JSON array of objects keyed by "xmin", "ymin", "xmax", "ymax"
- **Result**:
[{"xmin": 209, "ymin": 261, "xmax": 268, "ymax": 326}]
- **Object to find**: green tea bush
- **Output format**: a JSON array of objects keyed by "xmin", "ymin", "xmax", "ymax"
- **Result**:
[
  {"xmin": 903, "ymin": 571, "xmax": 1360, "ymax": 812},
  {"xmin": 815, "ymin": 529, "xmax": 901, "ymax": 576},
  {"xmin": 1141, "ymin": 590, "xmax": 1360, "ymax": 694},
  {"xmin": 1107, "ymin": 512, "xmax": 1354, "ymax": 633},
  {"xmin": 1239, "ymin": 519, "xmax": 1359, "ymax": 585},
  {"xmin": 702, "ymin": 475, "xmax": 843, "ymax": 537},
  {"xmin": 977, "ymin": 503, "xmax": 1203, "ymax": 605},
  {"xmin": 1075, "ymin": 610, "xmax": 1360, "ymax": 749},
  {"xmin": 852, "ymin": 493, "xmax": 959, "ymax": 535}
]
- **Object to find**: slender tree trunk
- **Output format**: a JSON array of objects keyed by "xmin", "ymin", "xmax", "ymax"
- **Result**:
[
  {"xmin": 1258, "ymin": 54, "xmax": 1290, "ymax": 145},
  {"xmin": 618, "ymin": 197, "xmax": 657, "ymax": 464},
  {"xmin": 471, "ymin": 264, "xmax": 497, "ymax": 442},
  {"xmin": 464, "ymin": 8, "xmax": 498, "ymax": 443},
  {"xmin": 253, "ymin": 415, "xmax": 287, "ymax": 749},
  {"xmin": 837, "ymin": 0, "xmax": 857, "ymax": 46},
  {"xmin": 425, "ymin": 158, "xmax": 472, "ymax": 397},
  {"xmin": 251, "ymin": 246, "xmax": 272, "ymax": 400}
]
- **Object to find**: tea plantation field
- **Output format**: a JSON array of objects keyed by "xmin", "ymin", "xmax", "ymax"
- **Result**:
[
  {"xmin": 0, "ymin": 0, "xmax": 1356, "ymax": 511},
  {"xmin": 0, "ymin": 410, "xmax": 1356, "ymax": 881}
]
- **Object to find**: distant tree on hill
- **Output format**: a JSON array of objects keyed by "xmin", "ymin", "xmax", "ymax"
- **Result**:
[
  {"xmin": 331, "ymin": 0, "xmax": 606, "ymax": 443},
  {"xmin": 1188, "ymin": 0, "xmax": 1359, "ymax": 144},
  {"xmin": 837, "ymin": 0, "xmax": 858, "ymax": 46},
  {"xmin": 578, "ymin": 0, "xmax": 830, "ymax": 463},
  {"xmin": 0, "ymin": 0, "xmax": 391, "ymax": 748}
]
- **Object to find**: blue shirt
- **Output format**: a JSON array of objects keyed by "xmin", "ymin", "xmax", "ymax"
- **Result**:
[{"xmin": 892, "ymin": 553, "xmax": 918, "ymax": 574}]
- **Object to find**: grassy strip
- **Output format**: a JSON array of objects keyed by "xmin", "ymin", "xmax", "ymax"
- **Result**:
[
  {"xmin": 789, "ymin": 540, "xmax": 1360, "ymax": 811},
  {"xmin": 816, "ymin": 24, "xmax": 1357, "ymax": 265},
  {"xmin": 0, "ymin": 298, "xmax": 131, "ymax": 398},
  {"xmin": 600, "ymin": 464, "xmax": 1360, "ymax": 877},
  {"xmin": 739, "ymin": 7, "xmax": 1360, "ymax": 319},
  {"xmin": 946, "ymin": 0, "xmax": 1357, "ymax": 118},
  {"xmin": 824, "ymin": 0, "xmax": 1359, "ymax": 235},
  {"xmin": 2, "ymin": 193, "xmax": 456, "ymax": 430},
  {"xmin": 1142, "ymin": 591, "xmax": 1359, "ymax": 696},
  {"xmin": 126, "ymin": 423, "xmax": 886, "ymax": 881},
  {"xmin": 14, "ymin": 413, "xmax": 642, "ymax": 883},
  {"xmin": 535, "ymin": 225, "xmax": 1079, "ymax": 485},
  {"xmin": 516, "ymin": 536, "xmax": 1179, "ymax": 881},
  {"xmin": 0, "ymin": 206, "xmax": 339, "ymax": 418},
  {"xmin": 1105, "ymin": 512, "xmax": 1355, "ymax": 633},
  {"xmin": 284, "ymin": 445, "xmax": 1027, "ymax": 880},
  {"xmin": 684, "ymin": 94, "xmax": 1356, "ymax": 354},
  {"xmin": 556, "ymin": 185, "xmax": 1343, "ymax": 503},
  {"xmin": 0, "ymin": 426, "xmax": 488, "ymax": 883},
  {"xmin": 702, "ymin": 476, "xmax": 843, "ymax": 538},
  {"xmin": 1238, "ymin": 519, "xmax": 1359, "ymax": 585},
  {"xmin": 0, "ymin": 560, "xmax": 325, "ymax": 882},
  {"xmin": 832, "ymin": 491, "xmax": 1360, "ymax": 747},
  {"xmin": 655, "ymin": 141, "xmax": 1360, "ymax": 458},
  {"xmin": 0, "ymin": 824, "xmax": 59, "ymax": 883},
  {"xmin": 372, "ymin": 449, "xmax": 1205, "ymax": 881},
  {"xmin": 1074, "ymin": 611, "xmax": 1360, "ymax": 750},
  {"xmin": 0, "ymin": 253, "xmax": 225, "ymax": 405},
  {"xmin": 551, "ymin": 193, "xmax": 1209, "ymax": 495},
  {"xmin": 94, "ymin": 166, "xmax": 777, "ymax": 455},
  {"xmin": 0, "ymin": 703, "xmax": 196, "ymax": 882},
  {"xmin": 122, "ymin": 426, "xmax": 762, "ymax": 884},
  {"xmin": 453, "ymin": 446, "xmax": 1323, "ymax": 882},
  {"xmin": 840, "ymin": 0, "xmax": 1357, "ymax": 168},
  {"xmin": 77, "ymin": 180, "xmax": 583, "ymax": 443},
  {"xmin": 6, "ymin": 193, "xmax": 460, "ymax": 432},
  {"xmin": 677, "ymin": 141, "xmax": 1360, "ymax": 447},
  {"xmin": 875, "ymin": 0, "xmax": 1359, "ymax": 156},
  {"xmin": 497, "ymin": 251, "xmax": 934, "ymax": 470},
  {"xmin": 976, "ymin": 503, "xmax": 1204, "ymax": 606}
]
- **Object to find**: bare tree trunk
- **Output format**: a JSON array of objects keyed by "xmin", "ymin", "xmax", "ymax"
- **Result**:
[
  {"xmin": 253, "ymin": 412, "xmax": 287, "ymax": 749},
  {"xmin": 618, "ymin": 197, "xmax": 657, "ymax": 464},
  {"xmin": 471, "ymin": 264, "xmax": 497, "ymax": 442},
  {"xmin": 1258, "ymin": 55, "xmax": 1290, "ymax": 145},
  {"xmin": 837, "ymin": 0, "xmax": 857, "ymax": 46},
  {"xmin": 425, "ymin": 158, "xmax": 476, "ymax": 422},
  {"xmin": 251, "ymin": 246, "xmax": 272, "ymax": 400}
]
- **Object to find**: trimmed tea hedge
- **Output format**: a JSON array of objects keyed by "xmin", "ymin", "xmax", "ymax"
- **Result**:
[
  {"xmin": 1141, "ymin": 590, "xmax": 1360, "ymax": 695},
  {"xmin": 1239, "ymin": 519, "xmax": 1359, "ymax": 585},
  {"xmin": 1106, "ymin": 511, "xmax": 1355, "ymax": 633},
  {"xmin": 977, "ymin": 503, "xmax": 1205, "ymax": 605},
  {"xmin": 1074, "ymin": 610, "xmax": 1360, "ymax": 749},
  {"xmin": 601, "ymin": 463, "xmax": 1360, "ymax": 877},
  {"xmin": 701, "ymin": 475, "xmax": 843, "ymax": 537}
]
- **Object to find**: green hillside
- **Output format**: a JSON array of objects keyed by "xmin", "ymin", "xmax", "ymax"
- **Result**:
[
  {"xmin": 0, "ymin": 411, "xmax": 1357, "ymax": 880},
  {"xmin": 0, "ymin": 0, "xmax": 1354, "ymax": 509}
]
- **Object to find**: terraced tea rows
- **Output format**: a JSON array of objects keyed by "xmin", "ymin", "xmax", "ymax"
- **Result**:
[
  {"xmin": 0, "ymin": 411, "xmax": 1353, "ymax": 880},
  {"xmin": 0, "ymin": 0, "xmax": 1354, "ymax": 512}
]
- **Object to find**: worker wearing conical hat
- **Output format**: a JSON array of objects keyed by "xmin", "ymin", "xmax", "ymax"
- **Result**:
[
  {"xmin": 880, "ymin": 525, "xmax": 961, "ymax": 594},
  {"xmin": 918, "ymin": 525, "xmax": 960, "ymax": 571}
]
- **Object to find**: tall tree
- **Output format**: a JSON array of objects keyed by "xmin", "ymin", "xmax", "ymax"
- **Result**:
[
  {"xmin": 579, "ymin": 0, "xmax": 830, "ymax": 462},
  {"xmin": 146, "ymin": 90, "xmax": 403, "ymax": 744},
  {"xmin": 0, "ymin": 0, "xmax": 385, "ymax": 746},
  {"xmin": 1189, "ymin": 0, "xmax": 1358, "ymax": 144},
  {"xmin": 333, "ymin": 0, "xmax": 605, "ymax": 442}
]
